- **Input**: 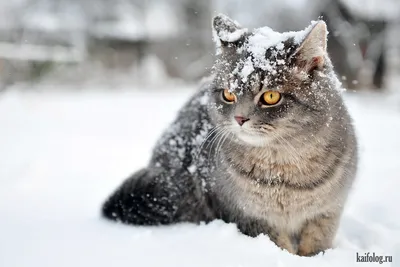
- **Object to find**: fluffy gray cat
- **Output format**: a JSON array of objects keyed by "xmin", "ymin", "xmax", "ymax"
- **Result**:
[{"xmin": 102, "ymin": 14, "xmax": 358, "ymax": 256}]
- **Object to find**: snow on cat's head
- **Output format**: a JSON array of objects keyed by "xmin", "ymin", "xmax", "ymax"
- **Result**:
[{"xmin": 208, "ymin": 14, "xmax": 343, "ymax": 147}]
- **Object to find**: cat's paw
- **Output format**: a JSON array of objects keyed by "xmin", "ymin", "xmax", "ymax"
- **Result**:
[
  {"xmin": 297, "ymin": 242, "xmax": 326, "ymax": 257},
  {"xmin": 275, "ymin": 233, "xmax": 297, "ymax": 255}
]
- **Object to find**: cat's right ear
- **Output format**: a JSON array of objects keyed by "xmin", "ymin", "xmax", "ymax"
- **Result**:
[
  {"xmin": 212, "ymin": 14, "xmax": 247, "ymax": 48},
  {"xmin": 293, "ymin": 21, "xmax": 328, "ymax": 73}
]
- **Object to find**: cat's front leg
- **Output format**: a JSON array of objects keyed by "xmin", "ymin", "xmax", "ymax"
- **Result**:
[
  {"xmin": 272, "ymin": 231, "xmax": 297, "ymax": 254},
  {"xmin": 297, "ymin": 212, "xmax": 340, "ymax": 256},
  {"xmin": 236, "ymin": 219, "xmax": 296, "ymax": 254}
]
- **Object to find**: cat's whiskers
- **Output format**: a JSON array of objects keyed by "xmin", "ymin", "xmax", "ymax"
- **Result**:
[
  {"xmin": 214, "ymin": 128, "xmax": 233, "ymax": 169},
  {"xmin": 197, "ymin": 124, "xmax": 229, "ymax": 156},
  {"xmin": 197, "ymin": 125, "xmax": 222, "ymax": 155},
  {"xmin": 206, "ymin": 129, "xmax": 226, "ymax": 163},
  {"xmin": 195, "ymin": 124, "xmax": 232, "ymax": 168},
  {"xmin": 205, "ymin": 126, "xmax": 227, "ymax": 150}
]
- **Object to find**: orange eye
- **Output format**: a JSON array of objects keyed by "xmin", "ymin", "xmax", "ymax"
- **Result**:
[
  {"xmin": 221, "ymin": 89, "xmax": 237, "ymax": 103},
  {"xmin": 260, "ymin": 91, "xmax": 281, "ymax": 106}
]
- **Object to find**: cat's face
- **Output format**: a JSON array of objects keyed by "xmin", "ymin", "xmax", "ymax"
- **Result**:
[{"xmin": 208, "ymin": 14, "xmax": 341, "ymax": 147}]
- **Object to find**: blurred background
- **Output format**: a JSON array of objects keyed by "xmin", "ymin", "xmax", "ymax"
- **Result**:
[
  {"xmin": 0, "ymin": 0, "xmax": 399, "ymax": 90},
  {"xmin": 1, "ymin": 2, "xmax": 400, "ymax": 265}
]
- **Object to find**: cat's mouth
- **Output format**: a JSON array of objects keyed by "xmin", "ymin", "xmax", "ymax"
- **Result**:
[{"xmin": 232, "ymin": 126, "xmax": 273, "ymax": 147}]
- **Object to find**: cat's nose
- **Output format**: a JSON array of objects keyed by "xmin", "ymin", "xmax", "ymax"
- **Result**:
[{"xmin": 234, "ymin": 116, "xmax": 249, "ymax": 126}]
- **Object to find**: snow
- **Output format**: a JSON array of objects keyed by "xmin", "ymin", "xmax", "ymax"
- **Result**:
[
  {"xmin": 243, "ymin": 25, "xmax": 305, "ymax": 76},
  {"xmin": 219, "ymin": 27, "xmax": 249, "ymax": 43},
  {"xmin": 229, "ymin": 22, "xmax": 319, "ymax": 90},
  {"xmin": 248, "ymin": 24, "xmax": 310, "ymax": 55},
  {"xmin": 214, "ymin": 14, "xmax": 248, "ymax": 43},
  {"xmin": 0, "ymin": 84, "xmax": 400, "ymax": 266},
  {"xmin": 239, "ymin": 57, "xmax": 254, "ymax": 83}
]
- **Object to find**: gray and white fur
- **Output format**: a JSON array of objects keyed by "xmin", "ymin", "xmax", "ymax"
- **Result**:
[{"xmin": 102, "ymin": 14, "xmax": 358, "ymax": 256}]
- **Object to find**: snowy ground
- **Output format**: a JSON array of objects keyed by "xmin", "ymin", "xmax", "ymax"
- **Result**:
[{"xmin": 0, "ymin": 84, "xmax": 399, "ymax": 267}]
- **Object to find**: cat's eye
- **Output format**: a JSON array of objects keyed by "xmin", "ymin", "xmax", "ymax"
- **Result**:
[
  {"xmin": 259, "ymin": 91, "xmax": 281, "ymax": 106},
  {"xmin": 221, "ymin": 89, "xmax": 237, "ymax": 103}
]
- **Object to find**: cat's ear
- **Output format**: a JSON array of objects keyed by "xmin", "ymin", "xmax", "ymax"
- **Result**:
[
  {"xmin": 294, "ymin": 21, "xmax": 327, "ymax": 72},
  {"xmin": 212, "ymin": 14, "xmax": 247, "ymax": 46}
]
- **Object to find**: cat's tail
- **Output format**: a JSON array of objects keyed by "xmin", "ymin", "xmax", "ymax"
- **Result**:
[
  {"xmin": 102, "ymin": 168, "xmax": 176, "ymax": 225},
  {"xmin": 101, "ymin": 168, "xmax": 213, "ymax": 225}
]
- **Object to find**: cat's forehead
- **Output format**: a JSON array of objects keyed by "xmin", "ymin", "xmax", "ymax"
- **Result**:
[
  {"xmin": 223, "ymin": 27, "xmax": 307, "ymax": 93},
  {"xmin": 225, "ymin": 68, "xmax": 293, "ymax": 96},
  {"xmin": 223, "ymin": 48, "xmax": 295, "ymax": 95}
]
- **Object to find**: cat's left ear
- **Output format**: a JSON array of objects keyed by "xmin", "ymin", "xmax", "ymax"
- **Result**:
[
  {"xmin": 212, "ymin": 14, "xmax": 247, "ymax": 46},
  {"xmin": 294, "ymin": 21, "xmax": 327, "ymax": 72}
]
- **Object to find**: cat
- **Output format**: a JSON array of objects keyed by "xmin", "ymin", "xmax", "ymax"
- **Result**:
[{"xmin": 101, "ymin": 14, "xmax": 358, "ymax": 257}]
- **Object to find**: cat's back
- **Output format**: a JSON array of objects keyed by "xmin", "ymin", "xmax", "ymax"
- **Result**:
[{"xmin": 149, "ymin": 80, "xmax": 214, "ymax": 174}]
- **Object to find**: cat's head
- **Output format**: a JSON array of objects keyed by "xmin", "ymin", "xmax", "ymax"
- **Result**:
[{"xmin": 208, "ymin": 14, "xmax": 342, "ymax": 147}]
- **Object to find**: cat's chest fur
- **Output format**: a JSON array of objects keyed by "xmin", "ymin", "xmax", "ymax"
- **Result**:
[{"xmin": 214, "ymin": 144, "xmax": 339, "ymax": 232}]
